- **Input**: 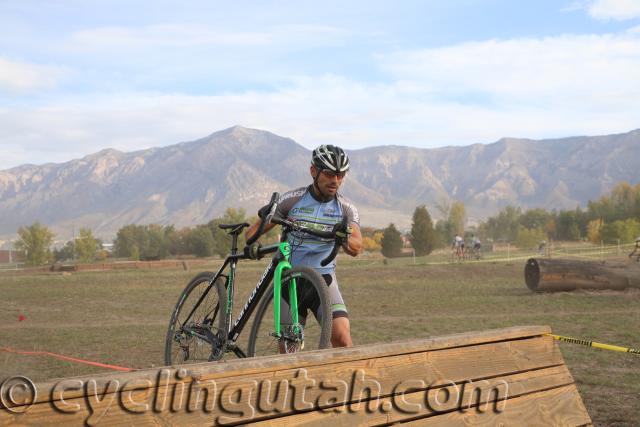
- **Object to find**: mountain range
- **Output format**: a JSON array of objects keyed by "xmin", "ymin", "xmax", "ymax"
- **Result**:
[{"xmin": 1, "ymin": 126, "xmax": 639, "ymax": 241}]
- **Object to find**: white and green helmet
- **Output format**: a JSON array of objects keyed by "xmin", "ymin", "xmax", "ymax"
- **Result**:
[{"xmin": 311, "ymin": 144, "xmax": 350, "ymax": 174}]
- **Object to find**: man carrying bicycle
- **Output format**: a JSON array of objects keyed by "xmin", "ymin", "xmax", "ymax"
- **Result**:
[{"xmin": 246, "ymin": 144, "xmax": 363, "ymax": 348}]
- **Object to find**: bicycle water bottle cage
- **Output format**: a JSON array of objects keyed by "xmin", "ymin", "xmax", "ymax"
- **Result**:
[{"xmin": 218, "ymin": 222, "xmax": 250, "ymax": 235}]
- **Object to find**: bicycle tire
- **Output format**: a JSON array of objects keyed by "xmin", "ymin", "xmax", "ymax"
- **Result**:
[
  {"xmin": 164, "ymin": 272, "xmax": 227, "ymax": 365},
  {"xmin": 247, "ymin": 266, "xmax": 332, "ymax": 357}
]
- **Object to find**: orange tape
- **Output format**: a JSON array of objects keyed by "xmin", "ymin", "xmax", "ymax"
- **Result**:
[{"xmin": 1, "ymin": 347, "xmax": 139, "ymax": 372}]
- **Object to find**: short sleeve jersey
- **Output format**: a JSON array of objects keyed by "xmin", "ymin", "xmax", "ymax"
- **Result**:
[{"xmin": 276, "ymin": 186, "xmax": 359, "ymax": 274}]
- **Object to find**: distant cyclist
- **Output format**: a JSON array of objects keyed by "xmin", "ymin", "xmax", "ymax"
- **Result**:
[
  {"xmin": 471, "ymin": 235, "xmax": 482, "ymax": 259},
  {"xmin": 452, "ymin": 235, "xmax": 464, "ymax": 261},
  {"xmin": 538, "ymin": 240, "xmax": 547, "ymax": 256},
  {"xmin": 629, "ymin": 237, "xmax": 640, "ymax": 262}
]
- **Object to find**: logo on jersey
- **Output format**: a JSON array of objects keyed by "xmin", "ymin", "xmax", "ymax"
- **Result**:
[{"xmin": 291, "ymin": 206, "xmax": 314, "ymax": 215}]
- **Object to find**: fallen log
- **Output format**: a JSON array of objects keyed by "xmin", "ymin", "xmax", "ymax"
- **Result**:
[
  {"xmin": 525, "ymin": 257, "xmax": 640, "ymax": 292},
  {"xmin": 0, "ymin": 326, "xmax": 591, "ymax": 426}
]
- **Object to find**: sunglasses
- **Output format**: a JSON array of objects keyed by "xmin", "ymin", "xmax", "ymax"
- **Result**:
[{"xmin": 320, "ymin": 169, "xmax": 346, "ymax": 179}]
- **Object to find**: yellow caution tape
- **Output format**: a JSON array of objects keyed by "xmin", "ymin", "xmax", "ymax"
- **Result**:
[{"xmin": 547, "ymin": 334, "xmax": 640, "ymax": 355}]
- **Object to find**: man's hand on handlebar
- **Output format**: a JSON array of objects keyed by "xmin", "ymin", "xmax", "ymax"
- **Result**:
[
  {"xmin": 332, "ymin": 222, "xmax": 352, "ymax": 242},
  {"xmin": 244, "ymin": 242, "xmax": 262, "ymax": 260}
]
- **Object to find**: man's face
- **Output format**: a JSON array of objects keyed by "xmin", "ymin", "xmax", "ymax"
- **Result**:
[{"xmin": 310, "ymin": 165, "xmax": 346, "ymax": 198}]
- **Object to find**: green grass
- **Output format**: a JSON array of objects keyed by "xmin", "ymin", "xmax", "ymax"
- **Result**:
[{"xmin": 1, "ymin": 255, "xmax": 639, "ymax": 425}]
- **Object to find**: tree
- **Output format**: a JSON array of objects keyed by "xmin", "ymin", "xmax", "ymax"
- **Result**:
[
  {"xmin": 114, "ymin": 224, "xmax": 142, "ymax": 258},
  {"xmin": 188, "ymin": 225, "xmax": 216, "ymax": 257},
  {"xmin": 410, "ymin": 205, "xmax": 436, "ymax": 256},
  {"xmin": 480, "ymin": 206, "xmax": 522, "ymax": 241},
  {"xmin": 168, "ymin": 227, "xmax": 191, "ymax": 255},
  {"xmin": 556, "ymin": 209, "xmax": 583, "ymax": 241},
  {"xmin": 519, "ymin": 208, "xmax": 552, "ymax": 230},
  {"xmin": 15, "ymin": 222, "xmax": 55, "ymax": 266},
  {"xmin": 515, "ymin": 226, "xmax": 547, "ymax": 250},
  {"xmin": 448, "ymin": 201, "xmax": 467, "ymax": 235},
  {"xmin": 381, "ymin": 223, "xmax": 403, "ymax": 258},
  {"xmin": 53, "ymin": 241, "xmax": 75, "ymax": 262},
  {"xmin": 362, "ymin": 236, "xmax": 381, "ymax": 252},
  {"xmin": 114, "ymin": 224, "xmax": 173, "ymax": 260},
  {"xmin": 145, "ymin": 224, "xmax": 168, "ymax": 260},
  {"xmin": 434, "ymin": 219, "xmax": 454, "ymax": 249},
  {"xmin": 130, "ymin": 245, "xmax": 140, "ymax": 261},
  {"xmin": 75, "ymin": 228, "xmax": 99, "ymax": 263},
  {"xmin": 586, "ymin": 219, "xmax": 603, "ymax": 244},
  {"xmin": 209, "ymin": 207, "xmax": 248, "ymax": 257},
  {"xmin": 600, "ymin": 219, "xmax": 640, "ymax": 244}
]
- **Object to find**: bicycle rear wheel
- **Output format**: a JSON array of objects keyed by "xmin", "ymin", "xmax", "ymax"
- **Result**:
[
  {"xmin": 164, "ymin": 272, "xmax": 226, "ymax": 365},
  {"xmin": 247, "ymin": 266, "xmax": 332, "ymax": 357}
]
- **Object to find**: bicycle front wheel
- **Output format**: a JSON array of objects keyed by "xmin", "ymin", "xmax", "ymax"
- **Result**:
[
  {"xmin": 247, "ymin": 266, "xmax": 332, "ymax": 357},
  {"xmin": 165, "ymin": 272, "xmax": 226, "ymax": 365}
]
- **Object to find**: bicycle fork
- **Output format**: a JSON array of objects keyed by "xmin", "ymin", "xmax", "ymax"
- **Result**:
[{"xmin": 273, "ymin": 243, "xmax": 304, "ymax": 346}]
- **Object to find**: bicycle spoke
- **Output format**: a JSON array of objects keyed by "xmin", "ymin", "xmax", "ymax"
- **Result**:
[
  {"xmin": 166, "ymin": 274, "xmax": 226, "ymax": 365},
  {"xmin": 248, "ymin": 270, "xmax": 331, "ymax": 358},
  {"xmin": 251, "ymin": 314, "xmax": 323, "ymax": 356}
]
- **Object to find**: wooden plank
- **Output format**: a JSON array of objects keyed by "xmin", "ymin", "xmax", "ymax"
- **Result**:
[
  {"xmin": 251, "ymin": 365, "xmax": 578, "ymax": 426},
  {"xmin": 408, "ymin": 384, "xmax": 592, "ymax": 426},
  {"xmin": 2, "ymin": 325, "xmax": 552, "ymax": 411},
  {"xmin": 1, "ymin": 334, "xmax": 564, "ymax": 425},
  {"xmin": 5, "ymin": 333, "xmax": 558, "ymax": 409}
]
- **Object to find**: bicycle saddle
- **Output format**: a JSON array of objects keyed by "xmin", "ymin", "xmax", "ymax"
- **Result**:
[{"xmin": 218, "ymin": 222, "xmax": 250, "ymax": 234}]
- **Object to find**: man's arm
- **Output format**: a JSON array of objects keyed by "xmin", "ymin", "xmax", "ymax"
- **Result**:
[
  {"xmin": 342, "ymin": 223, "xmax": 363, "ymax": 257},
  {"xmin": 245, "ymin": 220, "xmax": 277, "ymax": 242}
]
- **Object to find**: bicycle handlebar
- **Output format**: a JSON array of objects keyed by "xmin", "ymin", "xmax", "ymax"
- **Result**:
[{"xmin": 245, "ymin": 192, "xmax": 349, "ymax": 266}]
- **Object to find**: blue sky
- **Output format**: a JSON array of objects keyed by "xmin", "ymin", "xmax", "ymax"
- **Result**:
[{"xmin": 1, "ymin": 0, "xmax": 640, "ymax": 169}]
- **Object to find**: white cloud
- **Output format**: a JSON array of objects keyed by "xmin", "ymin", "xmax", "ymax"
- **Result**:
[
  {"xmin": 559, "ymin": 1, "xmax": 589, "ymax": 13},
  {"xmin": 0, "ymin": 57, "xmax": 69, "ymax": 94},
  {"xmin": 587, "ymin": 0, "xmax": 640, "ymax": 20},
  {"xmin": 380, "ymin": 32, "xmax": 640, "ymax": 110},
  {"xmin": 66, "ymin": 23, "xmax": 349, "ymax": 52},
  {"xmin": 69, "ymin": 25, "xmax": 272, "ymax": 50},
  {"xmin": 1, "ymin": 31, "xmax": 640, "ymax": 169}
]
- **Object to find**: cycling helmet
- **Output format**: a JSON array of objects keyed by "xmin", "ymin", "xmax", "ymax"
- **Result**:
[{"xmin": 311, "ymin": 145, "xmax": 350, "ymax": 174}]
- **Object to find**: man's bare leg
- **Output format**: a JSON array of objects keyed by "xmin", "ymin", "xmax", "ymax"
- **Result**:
[{"xmin": 331, "ymin": 317, "xmax": 353, "ymax": 347}]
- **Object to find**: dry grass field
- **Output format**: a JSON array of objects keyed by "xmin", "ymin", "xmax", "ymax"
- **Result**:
[{"xmin": 2, "ymin": 253, "xmax": 639, "ymax": 426}]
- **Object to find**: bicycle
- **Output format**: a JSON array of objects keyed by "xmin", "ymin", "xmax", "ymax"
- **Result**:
[
  {"xmin": 450, "ymin": 244, "xmax": 464, "ymax": 263},
  {"xmin": 164, "ymin": 193, "xmax": 348, "ymax": 365},
  {"xmin": 470, "ymin": 245, "xmax": 482, "ymax": 260}
]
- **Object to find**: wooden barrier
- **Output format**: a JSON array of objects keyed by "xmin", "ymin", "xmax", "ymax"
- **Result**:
[
  {"xmin": 1, "ymin": 326, "xmax": 591, "ymax": 426},
  {"xmin": 525, "ymin": 257, "xmax": 640, "ymax": 292},
  {"xmin": 2, "ymin": 259, "xmax": 205, "ymax": 276}
]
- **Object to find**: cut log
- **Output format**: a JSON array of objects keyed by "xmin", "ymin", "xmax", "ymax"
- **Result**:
[{"xmin": 525, "ymin": 257, "xmax": 640, "ymax": 292}]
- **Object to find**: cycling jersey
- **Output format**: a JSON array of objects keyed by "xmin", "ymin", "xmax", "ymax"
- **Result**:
[{"xmin": 276, "ymin": 185, "xmax": 359, "ymax": 275}]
